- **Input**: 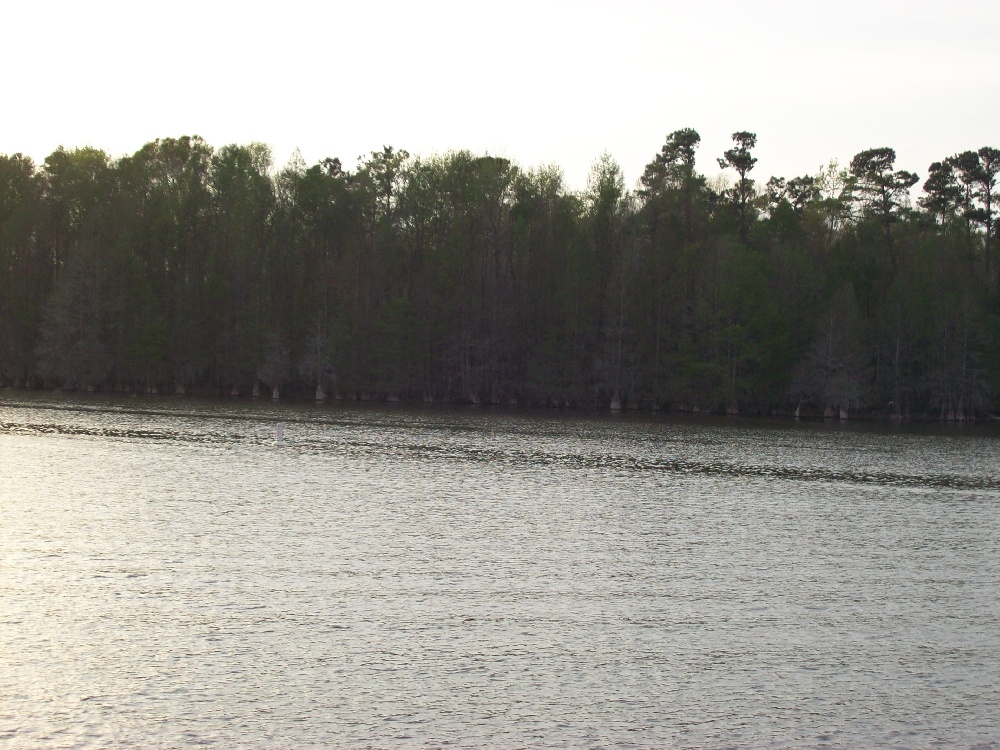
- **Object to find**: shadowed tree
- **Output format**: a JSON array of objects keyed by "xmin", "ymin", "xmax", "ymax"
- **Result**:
[
  {"xmin": 0, "ymin": 154, "xmax": 45, "ymax": 384},
  {"xmin": 586, "ymin": 153, "xmax": 635, "ymax": 405},
  {"xmin": 208, "ymin": 142, "xmax": 275, "ymax": 392},
  {"xmin": 117, "ymin": 135, "xmax": 214, "ymax": 392},
  {"xmin": 789, "ymin": 285, "xmax": 869, "ymax": 416},
  {"xmin": 919, "ymin": 160, "xmax": 962, "ymax": 225},
  {"xmin": 717, "ymin": 131, "xmax": 758, "ymax": 241},
  {"xmin": 5, "ymin": 131, "xmax": 1000, "ymax": 417},
  {"xmin": 949, "ymin": 150, "xmax": 987, "ymax": 244},
  {"xmin": 636, "ymin": 129, "xmax": 712, "ymax": 403},
  {"xmin": 848, "ymin": 147, "xmax": 918, "ymax": 264},
  {"xmin": 34, "ymin": 147, "xmax": 118, "ymax": 389},
  {"xmin": 977, "ymin": 147, "xmax": 999, "ymax": 280},
  {"xmin": 639, "ymin": 128, "xmax": 702, "ymax": 240},
  {"xmin": 953, "ymin": 148, "xmax": 1000, "ymax": 282}
]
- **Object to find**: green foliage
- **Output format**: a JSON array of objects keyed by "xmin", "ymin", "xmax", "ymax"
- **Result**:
[
  {"xmin": 1, "ymin": 134, "xmax": 998, "ymax": 417},
  {"xmin": 847, "ymin": 148, "xmax": 919, "ymax": 259},
  {"xmin": 717, "ymin": 131, "xmax": 759, "ymax": 241}
]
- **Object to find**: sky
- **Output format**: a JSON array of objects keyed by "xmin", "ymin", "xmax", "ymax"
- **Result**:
[{"xmin": 3, "ymin": 0, "xmax": 998, "ymax": 192}]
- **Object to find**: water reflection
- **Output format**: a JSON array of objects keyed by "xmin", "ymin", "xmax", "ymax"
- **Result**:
[{"xmin": 2, "ymin": 394, "xmax": 999, "ymax": 491}]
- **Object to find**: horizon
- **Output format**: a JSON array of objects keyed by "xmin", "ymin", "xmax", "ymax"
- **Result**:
[
  {"xmin": 3, "ymin": 0, "xmax": 997, "ymax": 192},
  {"xmin": 1, "ymin": 131, "xmax": 986, "ymax": 200}
]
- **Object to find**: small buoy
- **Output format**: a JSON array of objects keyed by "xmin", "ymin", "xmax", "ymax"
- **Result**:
[{"xmin": 275, "ymin": 422, "xmax": 285, "ymax": 441}]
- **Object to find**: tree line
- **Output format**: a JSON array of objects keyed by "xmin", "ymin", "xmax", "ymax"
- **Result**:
[{"xmin": 1, "ymin": 132, "xmax": 998, "ymax": 418}]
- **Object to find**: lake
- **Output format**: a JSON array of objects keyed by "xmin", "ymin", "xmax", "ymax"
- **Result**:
[{"xmin": 1, "ymin": 391, "xmax": 999, "ymax": 748}]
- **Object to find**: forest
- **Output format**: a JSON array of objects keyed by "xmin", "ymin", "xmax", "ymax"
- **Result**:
[{"xmin": 1, "ymin": 131, "xmax": 998, "ymax": 419}]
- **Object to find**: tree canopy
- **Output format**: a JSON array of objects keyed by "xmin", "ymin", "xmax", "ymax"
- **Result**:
[{"xmin": 2, "ymin": 131, "xmax": 999, "ymax": 419}]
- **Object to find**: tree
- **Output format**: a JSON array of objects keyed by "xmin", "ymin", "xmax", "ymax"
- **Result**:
[
  {"xmin": 919, "ymin": 160, "xmax": 962, "ymax": 225},
  {"xmin": 639, "ymin": 128, "xmax": 703, "ymax": 240},
  {"xmin": 954, "ymin": 147, "xmax": 1000, "ymax": 281},
  {"xmin": 789, "ymin": 285, "xmax": 869, "ymax": 415},
  {"xmin": 812, "ymin": 159, "xmax": 853, "ymax": 239},
  {"xmin": 949, "ymin": 151, "xmax": 986, "ymax": 240},
  {"xmin": 6, "ymin": 131, "xmax": 1000, "ymax": 417},
  {"xmin": 208, "ymin": 142, "xmax": 275, "ymax": 391},
  {"xmin": 945, "ymin": 148, "xmax": 1000, "ymax": 283},
  {"xmin": 977, "ymin": 147, "xmax": 999, "ymax": 278},
  {"xmin": 717, "ymin": 131, "xmax": 758, "ymax": 241},
  {"xmin": 640, "ymin": 128, "xmax": 700, "ymax": 193},
  {"xmin": 0, "ymin": 154, "xmax": 45, "ymax": 384},
  {"xmin": 118, "ymin": 136, "xmax": 214, "ymax": 391},
  {"xmin": 34, "ymin": 147, "xmax": 119, "ymax": 389},
  {"xmin": 848, "ymin": 147, "xmax": 918, "ymax": 257},
  {"xmin": 586, "ymin": 153, "xmax": 635, "ymax": 405}
]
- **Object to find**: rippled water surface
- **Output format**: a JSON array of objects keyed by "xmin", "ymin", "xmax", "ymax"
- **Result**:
[{"xmin": 2, "ymin": 391, "xmax": 999, "ymax": 748}]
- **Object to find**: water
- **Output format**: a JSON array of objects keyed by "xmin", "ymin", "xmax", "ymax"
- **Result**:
[{"xmin": 1, "ymin": 391, "xmax": 999, "ymax": 748}]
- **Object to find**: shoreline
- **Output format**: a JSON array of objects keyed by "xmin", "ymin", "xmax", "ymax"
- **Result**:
[{"xmin": 2, "ymin": 384, "xmax": 996, "ymax": 426}]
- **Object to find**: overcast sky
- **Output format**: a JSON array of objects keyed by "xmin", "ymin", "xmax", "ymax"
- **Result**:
[{"xmin": 4, "ymin": 0, "xmax": 998, "ymax": 191}]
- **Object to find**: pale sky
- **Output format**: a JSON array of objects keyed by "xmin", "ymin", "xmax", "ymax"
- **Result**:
[{"xmin": 4, "ymin": 0, "xmax": 998, "ymax": 191}]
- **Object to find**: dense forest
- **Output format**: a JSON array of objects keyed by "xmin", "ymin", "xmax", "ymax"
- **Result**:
[{"xmin": 1, "ymin": 132, "xmax": 998, "ymax": 418}]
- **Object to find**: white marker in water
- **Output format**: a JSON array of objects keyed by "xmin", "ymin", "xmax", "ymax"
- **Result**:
[{"xmin": 276, "ymin": 422, "xmax": 285, "ymax": 441}]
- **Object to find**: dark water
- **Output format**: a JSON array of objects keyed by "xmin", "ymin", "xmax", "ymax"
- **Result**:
[{"xmin": 1, "ymin": 392, "xmax": 998, "ymax": 748}]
